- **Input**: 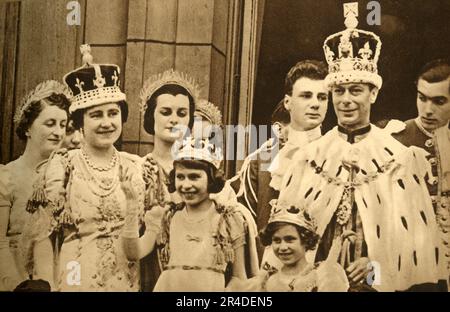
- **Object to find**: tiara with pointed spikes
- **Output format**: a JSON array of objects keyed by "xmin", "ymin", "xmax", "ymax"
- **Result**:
[
  {"xmin": 195, "ymin": 99, "xmax": 223, "ymax": 126},
  {"xmin": 172, "ymin": 136, "xmax": 223, "ymax": 169},
  {"xmin": 139, "ymin": 69, "xmax": 200, "ymax": 114},
  {"xmin": 14, "ymin": 80, "xmax": 70, "ymax": 124},
  {"xmin": 268, "ymin": 199, "xmax": 317, "ymax": 234},
  {"xmin": 323, "ymin": 2, "xmax": 382, "ymax": 89}
]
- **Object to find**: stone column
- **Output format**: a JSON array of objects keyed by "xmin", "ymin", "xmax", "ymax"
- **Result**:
[
  {"xmin": 122, "ymin": 0, "xmax": 231, "ymax": 156},
  {"xmin": 11, "ymin": 0, "xmax": 83, "ymax": 160}
]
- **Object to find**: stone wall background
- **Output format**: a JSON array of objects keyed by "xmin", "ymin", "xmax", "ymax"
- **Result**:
[{"xmin": 0, "ymin": 0, "xmax": 235, "ymax": 163}]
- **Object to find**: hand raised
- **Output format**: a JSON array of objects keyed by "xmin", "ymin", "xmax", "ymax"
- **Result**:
[{"xmin": 119, "ymin": 164, "xmax": 138, "ymax": 201}]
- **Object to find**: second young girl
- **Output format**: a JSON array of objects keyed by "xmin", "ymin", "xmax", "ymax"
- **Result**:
[{"xmin": 231, "ymin": 200, "xmax": 349, "ymax": 292}]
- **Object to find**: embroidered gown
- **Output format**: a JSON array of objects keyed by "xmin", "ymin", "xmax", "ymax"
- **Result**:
[
  {"xmin": 154, "ymin": 202, "xmax": 247, "ymax": 291},
  {"xmin": 0, "ymin": 157, "xmax": 44, "ymax": 290},
  {"xmin": 25, "ymin": 149, "xmax": 145, "ymax": 291}
]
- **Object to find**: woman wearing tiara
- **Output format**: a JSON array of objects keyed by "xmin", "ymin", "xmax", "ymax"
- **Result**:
[
  {"xmin": 0, "ymin": 81, "xmax": 69, "ymax": 291},
  {"xmin": 131, "ymin": 69, "xmax": 199, "ymax": 291},
  {"xmin": 26, "ymin": 45, "xmax": 145, "ymax": 291}
]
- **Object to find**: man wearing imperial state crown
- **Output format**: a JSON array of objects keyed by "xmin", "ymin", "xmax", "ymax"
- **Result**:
[{"xmin": 276, "ymin": 4, "xmax": 448, "ymax": 291}]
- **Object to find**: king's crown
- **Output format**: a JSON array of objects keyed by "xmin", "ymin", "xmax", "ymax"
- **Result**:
[{"xmin": 323, "ymin": 2, "xmax": 382, "ymax": 89}]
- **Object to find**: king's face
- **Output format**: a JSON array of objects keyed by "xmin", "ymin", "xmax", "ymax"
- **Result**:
[
  {"xmin": 416, "ymin": 78, "xmax": 450, "ymax": 132},
  {"xmin": 332, "ymin": 83, "xmax": 378, "ymax": 130}
]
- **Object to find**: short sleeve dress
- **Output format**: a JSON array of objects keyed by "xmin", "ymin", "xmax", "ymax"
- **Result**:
[{"xmin": 154, "ymin": 202, "xmax": 246, "ymax": 291}]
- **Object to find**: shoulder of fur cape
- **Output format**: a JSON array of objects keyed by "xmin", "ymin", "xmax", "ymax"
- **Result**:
[{"xmin": 383, "ymin": 119, "xmax": 407, "ymax": 135}]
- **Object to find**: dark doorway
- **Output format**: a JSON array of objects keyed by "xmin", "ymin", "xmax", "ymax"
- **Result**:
[{"xmin": 253, "ymin": 0, "xmax": 450, "ymax": 132}]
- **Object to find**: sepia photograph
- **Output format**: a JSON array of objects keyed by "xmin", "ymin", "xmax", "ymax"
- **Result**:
[{"xmin": 0, "ymin": 0, "xmax": 449, "ymax": 297}]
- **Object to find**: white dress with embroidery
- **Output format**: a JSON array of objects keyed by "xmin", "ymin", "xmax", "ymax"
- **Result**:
[
  {"xmin": 27, "ymin": 149, "xmax": 145, "ymax": 291},
  {"xmin": 154, "ymin": 203, "xmax": 246, "ymax": 292}
]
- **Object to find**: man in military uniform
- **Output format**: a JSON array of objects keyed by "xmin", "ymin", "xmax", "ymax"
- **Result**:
[
  {"xmin": 230, "ymin": 60, "xmax": 329, "ymax": 259},
  {"xmin": 392, "ymin": 59, "xmax": 450, "ymax": 282}
]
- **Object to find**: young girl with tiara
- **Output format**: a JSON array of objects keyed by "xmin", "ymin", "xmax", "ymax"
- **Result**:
[
  {"xmin": 230, "ymin": 200, "xmax": 349, "ymax": 292},
  {"xmin": 121, "ymin": 137, "xmax": 255, "ymax": 291}
]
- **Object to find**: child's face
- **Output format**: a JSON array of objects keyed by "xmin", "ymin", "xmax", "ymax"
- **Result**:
[
  {"xmin": 272, "ymin": 224, "xmax": 306, "ymax": 266},
  {"xmin": 174, "ymin": 164, "xmax": 210, "ymax": 207}
]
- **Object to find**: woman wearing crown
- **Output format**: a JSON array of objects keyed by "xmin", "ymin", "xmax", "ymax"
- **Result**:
[
  {"xmin": 25, "ymin": 45, "xmax": 145, "ymax": 291},
  {"xmin": 0, "ymin": 81, "xmax": 70, "ymax": 291},
  {"xmin": 121, "ymin": 136, "xmax": 253, "ymax": 291}
]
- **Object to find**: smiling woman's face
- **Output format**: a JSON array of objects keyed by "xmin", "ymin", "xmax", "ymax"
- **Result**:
[
  {"xmin": 82, "ymin": 102, "xmax": 122, "ymax": 149},
  {"xmin": 26, "ymin": 103, "xmax": 67, "ymax": 158}
]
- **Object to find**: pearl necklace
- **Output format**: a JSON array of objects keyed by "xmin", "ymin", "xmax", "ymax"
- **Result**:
[
  {"xmin": 79, "ymin": 148, "xmax": 121, "ymax": 197},
  {"xmin": 81, "ymin": 148, "xmax": 118, "ymax": 172}
]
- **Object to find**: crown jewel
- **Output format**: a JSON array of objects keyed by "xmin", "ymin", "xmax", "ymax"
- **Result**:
[
  {"xmin": 195, "ymin": 99, "xmax": 223, "ymax": 126},
  {"xmin": 139, "ymin": 69, "xmax": 200, "ymax": 114},
  {"xmin": 172, "ymin": 136, "xmax": 223, "ymax": 169},
  {"xmin": 63, "ymin": 44, "xmax": 125, "ymax": 113},
  {"xmin": 268, "ymin": 200, "xmax": 317, "ymax": 234},
  {"xmin": 14, "ymin": 80, "xmax": 70, "ymax": 124},
  {"xmin": 323, "ymin": 2, "xmax": 382, "ymax": 89}
]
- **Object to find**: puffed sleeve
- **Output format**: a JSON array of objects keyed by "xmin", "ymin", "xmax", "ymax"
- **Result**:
[
  {"xmin": 316, "ymin": 261, "xmax": 349, "ymax": 292},
  {"xmin": 21, "ymin": 152, "xmax": 69, "ymax": 274},
  {"xmin": 219, "ymin": 207, "xmax": 247, "ymax": 249},
  {"xmin": 43, "ymin": 152, "xmax": 69, "ymax": 210}
]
